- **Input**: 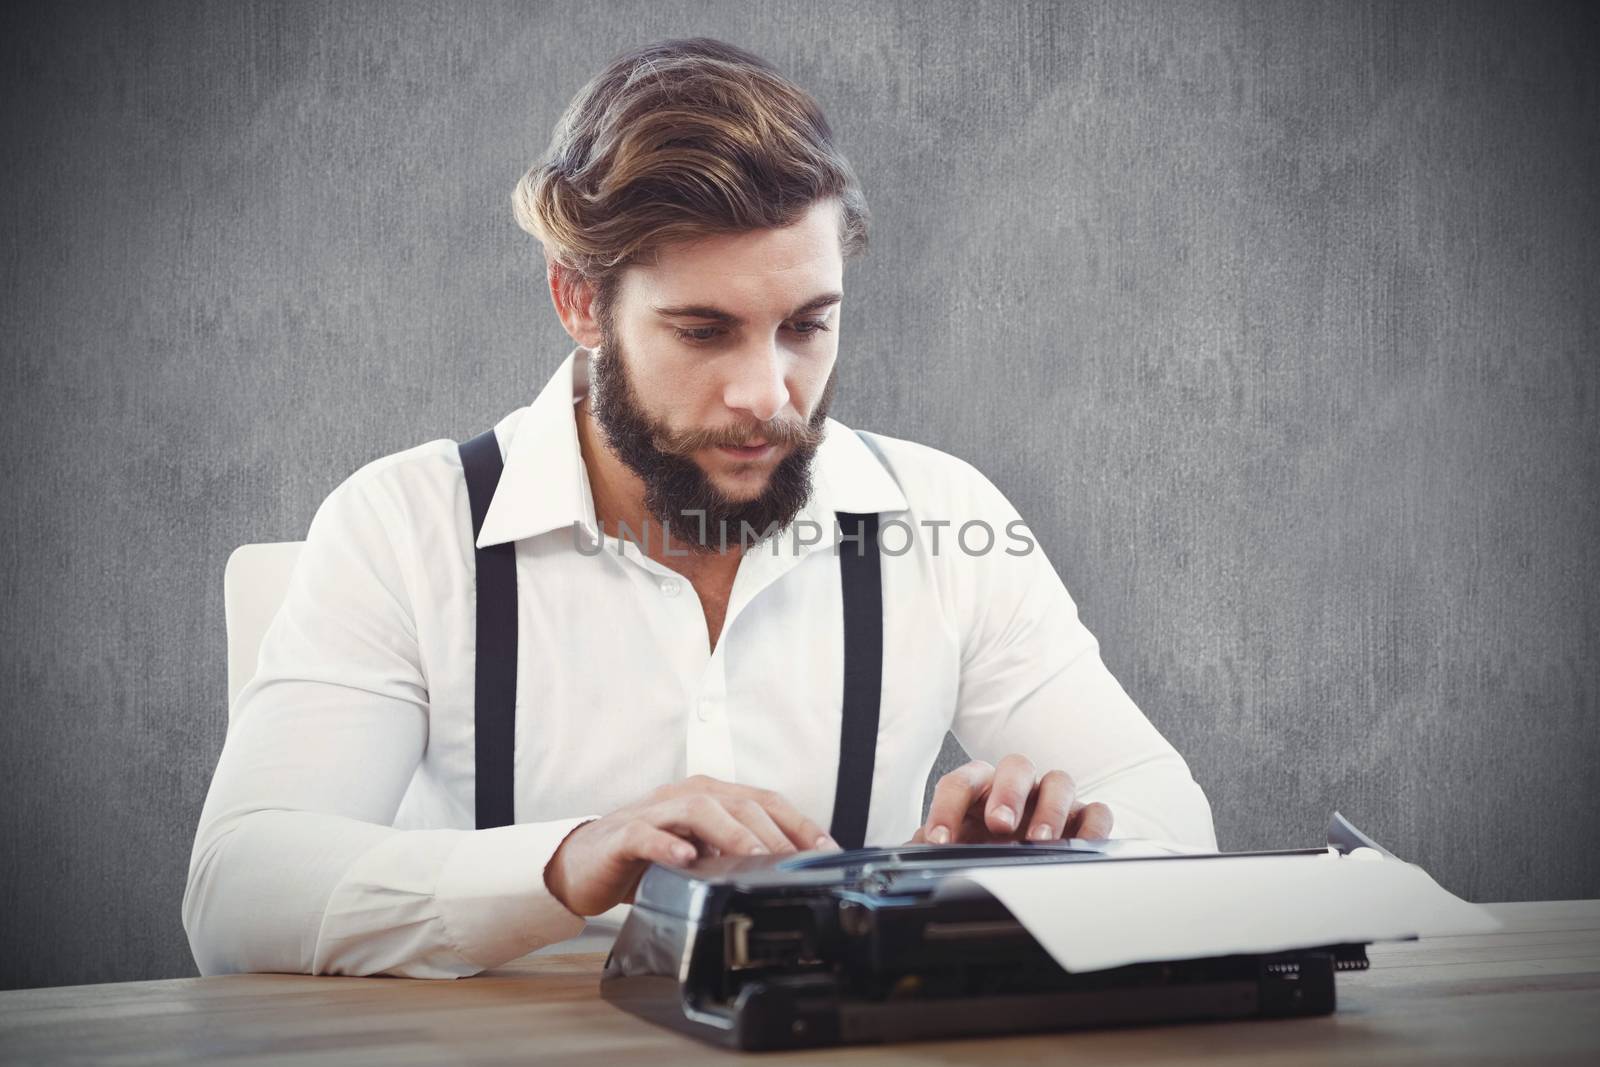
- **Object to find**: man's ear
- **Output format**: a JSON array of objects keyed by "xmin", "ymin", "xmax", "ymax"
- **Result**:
[{"xmin": 548, "ymin": 260, "xmax": 604, "ymax": 350}]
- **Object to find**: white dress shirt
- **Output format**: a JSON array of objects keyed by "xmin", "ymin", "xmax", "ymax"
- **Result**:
[{"xmin": 183, "ymin": 345, "xmax": 1217, "ymax": 980}]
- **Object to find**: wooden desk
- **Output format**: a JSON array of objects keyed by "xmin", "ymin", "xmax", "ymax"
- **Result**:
[{"xmin": 2, "ymin": 901, "xmax": 1596, "ymax": 1065}]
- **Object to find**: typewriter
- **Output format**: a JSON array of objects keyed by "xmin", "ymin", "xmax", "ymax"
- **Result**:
[{"xmin": 600, "ymin": 814, "xmax": 1386, "ymax": 1050}]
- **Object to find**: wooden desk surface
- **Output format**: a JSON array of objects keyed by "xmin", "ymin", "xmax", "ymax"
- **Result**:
[{"xmin": 2, "ymin": 901, "xmax": 1596, "ymax": 1065}]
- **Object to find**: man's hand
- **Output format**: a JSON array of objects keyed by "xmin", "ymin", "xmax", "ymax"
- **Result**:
[
  {"xmin": 543, "ymin": 775, "xmax": 840, "ymax": 916},
  {"xmin": 914, "ymin": 755, "xmax": 1113, "ymax": 845}
]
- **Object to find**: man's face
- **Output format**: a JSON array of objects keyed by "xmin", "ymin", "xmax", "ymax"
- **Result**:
[{"xmin": 588, "ymin": 198, "xmax": 845, "ymax": 551}]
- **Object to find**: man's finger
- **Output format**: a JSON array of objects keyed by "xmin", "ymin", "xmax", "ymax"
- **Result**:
[
  {"xmin": 923, "ymin": 760, "xmax": 994, "ymax": 844},
  {"xmin": 984, "ymin": 753, "xmax": 1037, "ymax": 837},
  {"xmin": 725, "ymin": 796, "xmax": 799, "ymax": 854},
  {"xmin": 1066, "ymin": 801, "xmax": 1114, "ymax": 840},
  {"xmin": 691, "ymin": 779, "xmax": 837, "ymax": 852},
  {"xmin": 749, "ymin": 789, "xmax": 839, "ymax": 852},
  {"xmin": 1025, "ymin": 769, "xmax": 1077, "ymax": 841},
  {"xmin": 659, "ymin": 794, "xmax": 769, "ymax": 856},
  {"xmin": 619, "ymin": 820, "xmax": 699, "ymax": 867}
]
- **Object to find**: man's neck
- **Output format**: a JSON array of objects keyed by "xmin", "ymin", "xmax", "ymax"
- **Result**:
[{"xmin": 575, "ymin": 393, "xmax": 743, "ymax": 576}]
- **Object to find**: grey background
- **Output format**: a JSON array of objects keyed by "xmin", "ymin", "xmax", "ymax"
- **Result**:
[{"xmin": 1, "ymin": 0, "xmax": 1595, "ymax": 991}]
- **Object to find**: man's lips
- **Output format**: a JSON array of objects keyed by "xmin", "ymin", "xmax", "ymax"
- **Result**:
[{"xmin": 717, "ymin": 439, "xmax": 774, "ymax": 459}]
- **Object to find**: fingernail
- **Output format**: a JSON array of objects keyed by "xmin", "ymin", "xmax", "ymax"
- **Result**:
[
  {"xmin": 929, "ymin": 825, "xmax": 950, "ymax": 844},
  {"xmin": 1030, "ymin": 824, "xmax": 1053, "ymax": 841},
  {"xmin": 672, "ymin": 844, "xmax": 695, "ymax": 864},
  {"xmin": 994, "ymin": 805, "xmax": 1016, "ymax": 830},
  {"xmin": 749, "ymin": 846, "xmax": 769, "ymax": 856},
  {"xmin": 815, "ymin": 835, "xmax": 841, "ymax": 852}
]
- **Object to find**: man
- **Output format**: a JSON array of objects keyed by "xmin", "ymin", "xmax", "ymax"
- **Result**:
[{"xmin": 183, "ymin": 37, "xmax": 1215, "ymax": 980}]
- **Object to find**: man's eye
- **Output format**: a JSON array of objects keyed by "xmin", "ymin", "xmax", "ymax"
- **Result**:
[
  {"xmin": 789, "ymin": 320, "xmax": 832, "ymax": 340},
  {"xmin": 673, "ymin": 326, "xmax": 723, "ymax": 344}
]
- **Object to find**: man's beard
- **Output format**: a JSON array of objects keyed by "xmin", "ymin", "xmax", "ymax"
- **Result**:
[{"xmin": 586, "ymin": 328, "xmax": 837, "ymax": 554}]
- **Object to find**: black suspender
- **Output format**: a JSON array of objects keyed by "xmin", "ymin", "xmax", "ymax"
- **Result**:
[
  {"xmin": 829, "ymin": 512, "xmax": 882, "ymax": 850},
  {"xmin": 459, "ymin": 430, "xmax": 518, "ymax": 830},
  {"xmin": 457, "ymin": 429, "xmax": 885, "ymax": 846}
]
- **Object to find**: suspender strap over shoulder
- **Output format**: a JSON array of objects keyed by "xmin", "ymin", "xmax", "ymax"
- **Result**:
[
  {"xmin": 829, "ymin": 511, "xmax": 883, "ymax": 851},
  {"xmin": 459, "ymin": 429, "xmax": 518, "ymax": 830}
]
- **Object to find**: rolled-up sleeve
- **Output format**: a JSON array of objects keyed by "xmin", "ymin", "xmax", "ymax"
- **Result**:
[
  {"xmin": 182, "ymin": 469, "xmax": 590, "ymax": 978},
  {"xmin": 945, "ymin": 464, "xmax": 1218, "ymax": 851}
]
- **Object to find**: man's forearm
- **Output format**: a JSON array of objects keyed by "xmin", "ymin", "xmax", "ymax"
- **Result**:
[{"xmin": 183, "ymin": 807, "xmax": 593, "ymax": 978}]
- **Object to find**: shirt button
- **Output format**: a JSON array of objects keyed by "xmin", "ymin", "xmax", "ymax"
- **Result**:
[
  {"xmin": 696, "ymin": 701, "xmax": 713, "ymax": 722},
  {"xmin": 660, "ymin": 578, "xmax": 681, "ymax": 597}
]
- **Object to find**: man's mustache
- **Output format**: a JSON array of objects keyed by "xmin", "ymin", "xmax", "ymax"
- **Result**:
[{"xmin": 652, "ymin": 416, "xmax": 825, "ymax": 456}]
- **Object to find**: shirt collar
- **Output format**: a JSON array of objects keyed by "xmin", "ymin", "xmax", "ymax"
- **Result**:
[{"xmin": 475, "ymin": 346, "xmax": 908, "ymax": 550}]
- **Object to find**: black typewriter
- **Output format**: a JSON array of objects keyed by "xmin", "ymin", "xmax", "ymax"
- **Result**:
[{"xmin": 599, "ymin": 815, "xmax": 1380, "ymax": 1050}]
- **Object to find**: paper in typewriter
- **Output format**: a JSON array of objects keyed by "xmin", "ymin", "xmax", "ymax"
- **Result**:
[{"xmin": 957, "ymin": 849, "xmax": 1500, "ymax": 974}]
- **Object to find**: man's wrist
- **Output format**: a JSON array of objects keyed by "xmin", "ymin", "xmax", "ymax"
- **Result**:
[{"xmin": 543, "ymin": 816, "xmax": 598, "ymax": 914}]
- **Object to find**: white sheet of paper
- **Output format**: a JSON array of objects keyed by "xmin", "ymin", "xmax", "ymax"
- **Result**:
[{"xmin": 956, "ymin": 850, "xmax": 1500, "ymax": 974}]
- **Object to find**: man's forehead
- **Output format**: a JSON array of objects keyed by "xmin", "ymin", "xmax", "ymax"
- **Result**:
[{"xmin": 627, "ymin": 201, "xmax": 845, "ymax": 305}]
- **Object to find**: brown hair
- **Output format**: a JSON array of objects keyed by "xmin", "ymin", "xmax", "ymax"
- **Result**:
[{"xmin": 512, "ymin": 38, "xmax": 869, "ymax": 312}]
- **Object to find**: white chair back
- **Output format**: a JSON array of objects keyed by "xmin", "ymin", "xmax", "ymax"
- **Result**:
[{"xmin": 223, "ymin": 541, "xmax": 305, "ymax": 724}]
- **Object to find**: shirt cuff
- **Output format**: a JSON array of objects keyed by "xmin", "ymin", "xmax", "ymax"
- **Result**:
[{"xmin": 434, "ymin": 816, "xmax": 598, "ymax": 970}]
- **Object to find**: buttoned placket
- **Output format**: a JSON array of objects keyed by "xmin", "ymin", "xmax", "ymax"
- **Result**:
[{"xmin": 595, "ymin": 521, "xmax": 834, "ymax": 785}]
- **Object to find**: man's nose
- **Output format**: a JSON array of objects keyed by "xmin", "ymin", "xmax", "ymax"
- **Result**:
[{"xmin": 722, "ymin": 342, "xmax": 790, "ymax": 424}]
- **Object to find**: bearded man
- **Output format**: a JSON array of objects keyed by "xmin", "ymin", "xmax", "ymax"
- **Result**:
[{"xmin": 184, "ymin": 37, "xmax": 1216, "ymax": 979}]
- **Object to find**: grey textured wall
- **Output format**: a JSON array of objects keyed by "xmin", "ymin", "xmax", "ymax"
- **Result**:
[{"xmin": 2, "ymin": 0, "xmax": 1595, "ymax": 991}]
